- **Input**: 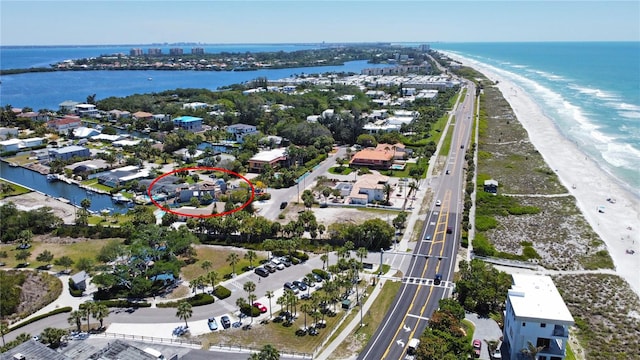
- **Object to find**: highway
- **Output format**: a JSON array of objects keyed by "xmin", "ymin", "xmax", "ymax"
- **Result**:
[{"xmin": 358, "ymin": 81, "xmax": 476, "ymax": 360}]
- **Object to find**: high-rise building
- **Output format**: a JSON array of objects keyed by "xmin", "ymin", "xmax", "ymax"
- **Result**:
[
  {"xmin": 191, "ymin": 47, "xmax": 205, "ymax": 55},
  {"xmin": 148, "ymin": 48, "xmax": 162, "ymax": 56},
  {"xmin": 169, "ymin": 48, "xmax": 184, "ymax": 55},
  {"xmin": 130, "ymin": 48, "xmax": 143, "ymax": 56}
]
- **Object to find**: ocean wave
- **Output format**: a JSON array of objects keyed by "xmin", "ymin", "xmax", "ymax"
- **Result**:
[
  {"xmin": 602, "ymin": 142, "xmax": 640, "ymax": 170},
  {"xmin": 610, "ymin": 102, "xmax": 640, "ymax": 112},
  {"xmin": 529, "ymin": 69, "xmax": 565, "ymax": 81},
  {"xmin": 568, "ymin": 84, "xmax": 618, "ymax": 100},
  {"xmin": 511, "ymin": 64, "xmax": 528, "ymax": 69},
  {"xmin": 618, "ymin": 111, "xmax": 640, "ymax": 119}
]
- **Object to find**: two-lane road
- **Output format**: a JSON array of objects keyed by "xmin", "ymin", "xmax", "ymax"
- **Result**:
[{"xmin": 359, "ymin": 81, "xmax": 476, "ymax": 360}]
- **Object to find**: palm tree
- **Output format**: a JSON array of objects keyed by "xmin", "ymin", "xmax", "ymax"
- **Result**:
[
  {"xmin": 300, "ymin": 303, "xmax": 310, "ymax": 330},
  {"xmin": 176, "ymin": 301, "xmax": 193, "ymax": 328},
  {"xmin": 40, "ymin": 327, "xmax": 68, "ymax": 348},
  {"xmin": 265, "ymin": 290, "xmax": 274, "ymax": 319},
  {"xmin": 244, "ymin": 281, "xmax": 256, "ymax": 306},
  {"xmin": 382, "ymin": 183, "xmax": 392, "ymax": 205},
  {"xmin": 67, "ymin": 310, "xmax": 83, "ymax": 332},
  {"xmin": 227, "ymin": 252, "xmax": 240, "ymax": 276},
  {"xmin": 244, "ymin": 250, "xmax": 257, "ymax": 270},
  {"xmin": 356, "ymin": 247, "xmax": 368, "ymax": 266},
  {"xmin": 248, "ymin": 294, "xmax": 257, "ymax": 324},
  {"xmin": 320, "ymin": 254, "xmax": 329, "ymax": 270},
  {"xmin": 200, "ymin": 260, "xmax": 212, "ymax": 273},
  {"xmin": 521, "ymin": 341, "xmax": 545, "ymax": 360},
  {"xmin": 249, "ymin": 344, "xmax": 280, "ymax": 360},
  {"xmin": 207, "ymin": 271, "xmax": 219, "ymax": 291},
  {"xmin": 236, "ymin": 297, "xmax": 247, "ymax": 316},
  {"xmin": 92, "ymin": 304, "xmax": 109, "ymax": 329},
  {"xmin": 80, "ymin": 302, "xmax": 96, "ymax": 332}
]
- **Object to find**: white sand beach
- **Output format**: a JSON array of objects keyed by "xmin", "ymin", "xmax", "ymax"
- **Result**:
[{"xmin": 444, "ymin": 52, "xmax": 640, "ymax": 296}]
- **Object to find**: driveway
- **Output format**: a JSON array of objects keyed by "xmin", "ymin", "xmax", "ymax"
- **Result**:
[{"xmin": 465, "ymin": 312, "xmax": 502, "ymax": 359}]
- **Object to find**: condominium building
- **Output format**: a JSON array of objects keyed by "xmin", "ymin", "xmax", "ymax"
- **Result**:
[{"xmin": 503, "ymin": 274, "xmax": 574, "ymax": 360}]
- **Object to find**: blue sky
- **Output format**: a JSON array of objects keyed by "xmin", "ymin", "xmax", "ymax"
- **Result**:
[{"xmin": 1, "ymin": 1, "xmax": 638, "ymax": 45}]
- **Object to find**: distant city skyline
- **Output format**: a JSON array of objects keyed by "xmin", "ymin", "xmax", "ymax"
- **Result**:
[{"xmin": 1, "ymin": 1, "xmax": 638, "ymax": 46}]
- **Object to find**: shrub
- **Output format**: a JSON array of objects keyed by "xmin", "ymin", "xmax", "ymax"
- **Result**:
[
  {"xmin": 213, "ymin": 286, "xmax": 231, "ymax": 299},
  {"xmin": 241, "ymin": 304, "xmax": 261, "ymax": 317},
  {"xmin": 256, "ymin": 193, "xmax": 271, "ymax": 201},
  {"xmin": 475, "ymin": 215, "xmax": 498, "ymax": 231},
  {"xmin": 472, "ymin": 233, "xmax": 496, "ymax": 257},
  {"xmin": 156, "ymin": 293, "xmax": 214, "ymax": 308},
  {"xmin": 94, "ymin": 299, "xmax": 150, "ymax": 308},
  {"xmin": 312, "ymin": 269, "xmax": 329, "ymax": 279},
  {"xmin": 8, "ymin": 307, "xmax": 72, "ymax": 332},
  {"xmin": 293, "ymin": 251, "xmax": 309, "ymax": 262},
  {"xmin": 522, "ymin": 246, "xmax": 541, "ymax": 259}
]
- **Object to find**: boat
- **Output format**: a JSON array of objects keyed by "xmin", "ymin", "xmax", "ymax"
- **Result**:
[
  {"xmin": 148, "ymin": 77, "xmax": 153, "ymax": 81},
  {"xmin": 112, "ymin": 193, "xmax": 132, "ymax": 204},
  {"xmin": 8, "ymin": 162, "xmax": 18, "ymax": 167},
  {"xmin": 57, "ymin": 197, "xmax": 71, "ymax": 204},
  {"xmin": 46, "ymin": 174, "xmax": 58, "ymax": 182}
]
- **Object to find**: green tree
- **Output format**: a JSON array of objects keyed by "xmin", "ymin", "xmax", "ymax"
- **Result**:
[
  {"xmin": 227, "ymin": 252, "xmax": 240, "ymax": 276},
  {"xmin": 243, "ymin": 280, "xmax": 256, "ymax": 319},
  {"xmin": 75, "ymin": 257, "xmax": 94, "ymax": 272},
  {"xmin": 207, "ymin": 271, "xmax": 219, "ymax": 290},
  {"xmin": 67, "ymin": 310, "xmax": 83, "ymax": 332},
  {"xmin": 36, "ymin": 249, "xmax": 54, "ymax": 263},
  {"xmin": 200, "ymin": 260, "xmax": 212, "ymax": 273},
  {"xmin": 39, "ymin": 327, "xmax": 68, "ymax": 348},
  {"xmin": 265, "ymin": 290, "xmax": 274, "ymax": 319},
  {"xmin": 0, "ymin": 322, "xmax": 8, "ymax": 347},
  {"xmin": 248, "ymin": 344, "xmax": 280, "ymax": 360},
  {"xmin": 176, "ymin": 301, "xmax": 193, "ymax": 328},
  {"xmin": 54, "ymin": 256, "xmax": 74, "ymax": 269},
  {"xmin": 17, "ymin": 229, "xmax": 33, "ymax": 248},
  {"xmin": 92, "ymin": 303, "xmax": 109, "ymax": 329},
  {"xmin": 15, "ymin": 250, "xmax": 30, "ymax": 261},
  {"xmin": 244, "ymin": 250, "xmax": 257, "ymax": 269}
]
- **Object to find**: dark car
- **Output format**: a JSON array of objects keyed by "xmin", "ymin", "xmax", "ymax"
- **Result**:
[
  {"xmin": 280, "ymin": 201, "xmax": 288, "ymax": 209},
  {"xmin": 434, "ymin": 273, "xmax": 442, "ymax": 285},
  {"xmin": 293, "ymin": 280, "xmax": 307, "ymax": 292},
  {"xmin": 220, "ymin": 315, "xmax": 231, "ymax": 329},
  {"xmin": 254, "ymin": 267, "xmax": 269, "ymax": 277},
  {"xmin": 446, "ymin": 227, "xmax": 453, "ymax": 234},
  {"xmin": 311, "ymin": 273, "xmax": 323, "ymax": 283},
  {"xmin": 445, "ymin": 169, "xmax": 450, "ymax": 175}
]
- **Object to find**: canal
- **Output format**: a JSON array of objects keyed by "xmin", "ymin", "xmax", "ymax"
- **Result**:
[{"xmin": 0, "ymin": 161, "xmax": 129, "ymax": 214}]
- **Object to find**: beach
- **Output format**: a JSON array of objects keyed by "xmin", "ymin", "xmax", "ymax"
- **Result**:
[{"xmin": 444, "ymin": 52, "xmax": 640, "ymax": 296}]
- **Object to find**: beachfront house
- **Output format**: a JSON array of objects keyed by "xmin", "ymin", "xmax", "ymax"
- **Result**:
[
  {"xmin": 173, "ymin": 116, "xmax": 203, "ymax": 132},
  {"xmin": 47, "ymin": 116, "xmax": 82, "ymax": 134},
  {"xmin": 502, "ymin": 274, "xmax": 574, "ymax": 360},
  {"xmin": 95, "ymin": 165, "xmax": 150, "ymax": 188},
  {"xmin": 0, "ymin": 138, "xmax": 22, "ymax": 152},
  {"xmin": 59, "ymin": 100, "xmax": 80, "ymax": 114},
  {"xmin": 74, "ymin": 103, "xmax": 99, "ymax": 118}
]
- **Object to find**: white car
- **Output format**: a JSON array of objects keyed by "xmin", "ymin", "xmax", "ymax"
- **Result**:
[{"xmin": 435, "ymin": 200, "xmax": 441, "ymax": 206}]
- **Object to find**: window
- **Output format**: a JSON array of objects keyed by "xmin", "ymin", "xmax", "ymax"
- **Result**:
[
  {"xmin": 522, "ymin": 322, "xmax": 526, "ymax": 327},
  {"xmin": 541, "ymin": 323, "xmax": 546, "ymax": 328}
]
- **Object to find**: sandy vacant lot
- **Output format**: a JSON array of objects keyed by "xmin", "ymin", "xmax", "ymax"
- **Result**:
[{"xmin": 0, "ymin": 192, "xmax": 78, "ymax": 224}]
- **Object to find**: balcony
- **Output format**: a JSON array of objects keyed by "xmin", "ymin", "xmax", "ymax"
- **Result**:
[{"xmin": 552, "ymin": 324, "xmax": 568, "ymax": 337}]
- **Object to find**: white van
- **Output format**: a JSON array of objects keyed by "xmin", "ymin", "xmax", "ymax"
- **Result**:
[{"xmin": 407, "ymin": 338, "xmax": 420, "ymax": 355}]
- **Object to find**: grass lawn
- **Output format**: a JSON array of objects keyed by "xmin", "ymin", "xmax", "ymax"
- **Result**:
[
  {"xmin": 0, "ymin": 238, "xmax": 121, "ymax": 270},
  {"xmin": 0, "ymin": 180, "xmax": 31, "ymax": 199},
  {"xmin": 440, "ymin": 118, "xmax": 455, "ymax": 156},
  {"xmin": 328, "ymin": 166, "xmax": 353, "ymax": 175},
  {"xmin": 181, "ymin": 246, "xmax": 265, "ymax": 281}
]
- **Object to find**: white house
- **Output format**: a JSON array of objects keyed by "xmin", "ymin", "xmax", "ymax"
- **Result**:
[
  {"xmin": 348, "ymin": 173, "xmax": 389, "ymax": 205},
  {"xmin": 503, "ymin": 274, "xmax": 573, "ymax": 360},
  {"xmin": 182, "ymin": 102, "xmax": 210, "ymax": 110},
  {"xmin": 0, "ymin": 138, "xmax": 22, "ymax": 152},
  {"xmin": 226, "ymin": 123, "xmax": 258, "ymax": 143},
  {"xmin": 75, "ymin": 103, "xmax": 99, "ymax": 117}
]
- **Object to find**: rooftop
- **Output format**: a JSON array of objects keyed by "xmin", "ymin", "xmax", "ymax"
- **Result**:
[
  {"xmin": 508, "ymin": 274, "xmax": 574, "ymax": 324},
  {"xmin": 351, "ymin": 148, "xmax": 394, "ymax": 162},
  {"xmin": 249, "ymin": 148, "xmax": 287, "ymax": 163},
  {"xmin": 173, "ymin": 115, "xmax": 203, "ymax": 123}
]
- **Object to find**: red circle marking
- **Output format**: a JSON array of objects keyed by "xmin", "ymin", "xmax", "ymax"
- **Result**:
[{"xmin": 147, "ymin": 167, "xmax": 255, "ymax": 218}]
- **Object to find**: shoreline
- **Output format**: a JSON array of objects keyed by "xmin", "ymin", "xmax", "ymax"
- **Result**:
[{"xmin": 445, "ymin": 52, "xmax": 640, "ymax": 297}]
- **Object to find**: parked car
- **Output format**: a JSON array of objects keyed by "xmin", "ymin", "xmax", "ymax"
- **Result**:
[
  {"xmin": 311, "ymin": 273, "xmax": 323, "ymax": 283},
  {"xmin": 293, "ymin": 280, "xmax": 307, "ymax": 292},
  {"xmin": 493, "ymin": 340, "xmax": 502, "ymax": 359},
  {"xmin": 434, "ymin": 273, "xmax": 442, "ymax": 285},
  {"xmin": 279, "ymin": 257, "xmax": 292, "ymax": 267},
  {"xmin": 254, "ymin": 267, "xmax": 269, "ymax": 277},
  {"xmin": 207, "ymin": 317, "xmax": 218, "ymax": 331},
  {"xmin": 284, "ymin": 282, "xmax": 299, "ymax": 294},
  {"xmin": 472, "ymin": 339, "xmax": 481, "ymax": 358},
  {"xmin": 253, "ymin": 302, "xmax": 267, "ymax": 313},
  {"xmin": 425, "ymin": 235, "xmax": 432, "ymax": 241},
  {"xmin": 264, "ymin": 263, "xmax": 277, "ymax": 273},
  {"xmin": 221, "ymin": 315, "xmax": 231, "ymax": 329},
  {"xmin": 280, "ymin": 201, "xmax": 288, "ymax": 209},
  {"xmin": 302, "ymin": 277, "xmax": 315, "ymax": 288}
]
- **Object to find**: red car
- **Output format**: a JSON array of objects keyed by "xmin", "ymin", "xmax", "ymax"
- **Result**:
[
  {"xmin": 472, "ymin": 339, "xmax": 482, "ymax": 358},
  {"xmin": 253, "ymin": 302, "xmax": 267, "ymax": 313}
]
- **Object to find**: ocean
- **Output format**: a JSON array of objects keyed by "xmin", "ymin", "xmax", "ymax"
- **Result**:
[
  {"xmin": 433, "ymin": 42, "xmax": 640, "ymax": 193},
  {"xmin": 0, "ymin": 42, "xmax": 638, "ymax": 193}
]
